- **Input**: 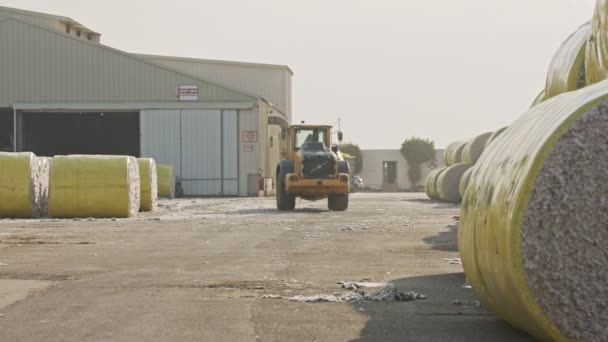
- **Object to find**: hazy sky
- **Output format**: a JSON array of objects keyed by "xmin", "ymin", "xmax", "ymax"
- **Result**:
[{"xmin": 2, "ymin": 0, "xmax": 598, "ymax": 148}]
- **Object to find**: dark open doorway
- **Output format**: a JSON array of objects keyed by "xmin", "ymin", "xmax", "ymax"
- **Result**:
[
  {"xmin": 0, "ymin": 109, "xmax": 13, "ymax": 152},
  {"xmin": 21, "ymin": 112, "xmax": 140, "ymax": 157},
  {"xmin": 383, "ymin": 161, "xmax": 397, "ymax": 185}
]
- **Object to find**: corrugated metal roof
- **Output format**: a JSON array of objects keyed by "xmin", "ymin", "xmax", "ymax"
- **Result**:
[
  {"xmin": 136, "ymin": 53, "xmax": 293, "ymax": 75},
  {"xmin": 0, "ymin": 5, "xmax": 100, "ymax": 35},
  {"xmin": 0, "ymin": 18, "xmax": 260, "ymax": 106}
]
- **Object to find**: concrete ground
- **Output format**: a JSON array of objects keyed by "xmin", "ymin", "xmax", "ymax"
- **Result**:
[{"xmin": 0, "ymin": 193, "xmax": 534, "ymax": 342}]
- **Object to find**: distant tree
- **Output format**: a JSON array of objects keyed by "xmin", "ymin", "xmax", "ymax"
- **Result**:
[
  {"xmin": 339, "ymin": 143, "xmax": 363, "ymax": 174},
  {"xmin": 400, "ymin": 137, "xmax": 436, "ymax": 190}
]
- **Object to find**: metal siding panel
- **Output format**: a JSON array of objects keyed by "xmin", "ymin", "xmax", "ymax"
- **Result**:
[
  {"xmin": 222, "ymin": 110, "xmax": 238, "ymax": 195},
  {"xmin": 238, "ymin": 108, "xmax": 259, "ymax": 196},
  {"xmin": 141, "ymin": 56, "xmax": 291, "ymax": 116},
  {"xmin": 181, "ymin": 109, "xmax": 222, "ymax": 196},
  {"xmin": 141, "ymin": 109, "xmax": 181, "ymax": 178}
]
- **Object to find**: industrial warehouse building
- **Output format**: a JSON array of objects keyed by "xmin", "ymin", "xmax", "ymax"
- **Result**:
[{"xmin": 0, "ymin": 6, "xmax": 292, "ymax": 197}]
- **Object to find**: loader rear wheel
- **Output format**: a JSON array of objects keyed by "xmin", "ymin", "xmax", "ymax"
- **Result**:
[
  {"xmin": 277, "ymin": 182, "xmax": 295, "ymax": 211},
  {"xmin": 328, "ymin": 193, "xmax": 349, "ymax": 211}
]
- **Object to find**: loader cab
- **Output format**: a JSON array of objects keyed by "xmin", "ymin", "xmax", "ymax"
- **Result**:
[{"xmin": 280, "ymin": 125, "xmax": 332, "ymax": 160}]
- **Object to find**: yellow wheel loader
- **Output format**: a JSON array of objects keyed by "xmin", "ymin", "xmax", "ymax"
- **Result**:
[{"xmin": 276, "ymin": 125, "xmax": 350, "ymax": 211}]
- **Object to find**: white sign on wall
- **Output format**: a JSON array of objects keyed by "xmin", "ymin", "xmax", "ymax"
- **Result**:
[{"xmin": 177, "ymin": 85, "xmax": 199, "ymax": 101}]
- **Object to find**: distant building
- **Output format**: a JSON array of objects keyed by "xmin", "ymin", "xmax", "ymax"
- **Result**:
[
  {"xmin": 359, "ymin": 149, "xmax": 445, "ymax": 191},
  {"xmin": 0, "ymin": 6, "xmax": 292, "ymax": 197}
]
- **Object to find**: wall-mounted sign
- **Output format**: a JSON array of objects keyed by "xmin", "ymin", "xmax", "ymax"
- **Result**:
[
  {"xmin": 242, "ymin": 130, "xmax": 258, "ymax": 143},
  {"xmin": 243, "ymin": 144, "xmax": 255, "ymax": 152},
  {"xmin": 177, "ymin": 85, "xmax": 198, "ymax": 101}
]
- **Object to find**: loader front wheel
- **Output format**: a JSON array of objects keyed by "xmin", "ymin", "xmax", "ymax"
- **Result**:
[
  {"xmin": 328, "ymin": 193, "xmax": 348, "ymax": 211},
  {"xmin": 277, "ymin": 182, "xmax": 295, "ymax": 211}
]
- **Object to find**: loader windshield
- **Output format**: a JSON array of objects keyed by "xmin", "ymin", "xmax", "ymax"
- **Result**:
[{"xmin": 295, "ymin": 128, "xmax": 328, "ymax": 150}]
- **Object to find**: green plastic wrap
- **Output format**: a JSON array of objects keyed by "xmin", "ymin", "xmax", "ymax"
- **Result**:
[
  {"xmin": 546, "ymin": 22, "xmax": 591, "ymax": 99},
  {"xmin": 444, "ymin": 140, "xmax": 467, "ymax": 166},
  {"xmin": 484, "ymin": 127, "xmax": 508, "ymax": 149},
  {"xmin": 0, "ymin": 152, "xmax": 36, "ymax": 218},
  {"xmin": 459, "ymin": 79, "xmax": 608, "ymax": 341},
  {"xmin": 461, "ymin": 132, "xmax": 492, "ymax": 165},
  {"xmin": 157, "ymin": 164, "xmax": 176, "ymax": 198},
  {"xmin": 586, "ymin": 0, "xmax": 608, "ymax": 85},
  {"xmin": 138, "ymin": 158, "xmax": 158, "ymax": 212},
  {"xmin": 458, "ymin": 167, "xmax": 474, "ymax": 199},
  {"xmin": 424, "ymin": 168, "xmax": 446, "ymax": 200},
  {"xmin": 49, "ymin": 155, "xmax": 140, "ymax": 218}
]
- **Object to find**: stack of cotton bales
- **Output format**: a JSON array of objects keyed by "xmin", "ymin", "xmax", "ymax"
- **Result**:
[
  {"xmin": 459, "ymin": 2, "xmax": 608, "ymax": 340},
  {"xmin": 460, "ymin": 80, "xmax": 608, "ymax": 342},
  {"xmin": 0, "ymin": 153, "xmax": 166, "ymax": 219},
  {"xmin": 424, "ymin": 129, "xmax": 505, "ymax": 203},
  {"xmin": 0, "ymin": 152, "xmax": 49, "ymax": 218}
]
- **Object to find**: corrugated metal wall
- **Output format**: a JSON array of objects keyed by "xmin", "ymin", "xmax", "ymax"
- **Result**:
[
  {"xmin": 141, "ymin": 108, "xmax": 250, "ymax": 196},
  {"xmin": 0, "ymin": 19, "xmax": 254, "ymax": 107},
  {"xmin": 139, "ymin": 54, "xmax": 292, "ymax": 119}
]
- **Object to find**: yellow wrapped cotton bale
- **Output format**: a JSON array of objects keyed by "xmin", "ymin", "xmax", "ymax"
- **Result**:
[
  {"xmin": 137, "ymin": 158, "xmax": 158, "ymax": 212},
  {"xmin": 424, "ymin": 167, "xmax": 446, "ymax": 200},
  {"xmin": 444, "ymin": 140, "xmax": 467, "ymax": 166},
  {"xmin": 586, "ymin": 0, "xmax": 608, "ymax": 85},
  {"xmin": 458, "ymin": 167, "xmax": 474, "ymax": 199},
  {"xmin": 157, "ymin": 164, "xmax": 175, "ymax": 198},
  {"xmin": 49, "ymin": 155, "xmax": 140, "ymax": 218},
  {"xmin": 459, "ymin": 80, "xmax": 608, "ymax": 341},
  {"xmin": 436, "ymin": 163, "xmax": 471, "ymax": 203},
  {"xmin": 545, "ymin": 22, "xmax": 591, "ymax": 99},
  {"xmin": 461, "ymin": 132, "xmax": 493, "ymax": 165},
  {"xmin": 484, "ymin": 127, "xmax": 508, "ymax": 149},
  {"xmin": 0, "ymin": 152, "xmax": 49, "ymax": 218}
]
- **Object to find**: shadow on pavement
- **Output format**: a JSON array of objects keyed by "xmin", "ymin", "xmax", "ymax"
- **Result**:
[
  {"xmin": 422, "ymin": 224, "xmax": 459, "ymax": 252},
  {"xmin": 350, "ymin": 273, "xmax": 534, "ymax": 342},
  {"xmin": 225, "ymin": 208, "xmax": 328, "ymax": 215}
]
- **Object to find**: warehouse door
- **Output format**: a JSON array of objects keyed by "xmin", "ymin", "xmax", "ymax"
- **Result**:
[
  {"xmin": 21, "ymin": 112, "xmax": 140, "ymax": 157},
  {"xmin": 180, "ymin": 110, "xmax": 238, "ymax": 196}
]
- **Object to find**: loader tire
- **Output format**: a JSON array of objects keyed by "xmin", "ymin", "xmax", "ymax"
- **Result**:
[
  {"xmin": 328, "ymin": 193, "xmax": 348, "ymax": 211},
  {"xmin": 277, "ymin": 182, "xmax": 295, "ymax": 211}
]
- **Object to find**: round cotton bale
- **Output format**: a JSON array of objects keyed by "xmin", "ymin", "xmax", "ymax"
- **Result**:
[
  {"xmin": 49, "ymin": 155, "xmax": 140, "ymax": 218},
  {"xmin": 444, "ymin": 140, "xmax": 468, "ymax": 166},
  {"xmin": 157, "ymin": 164, "xmax": 176, "ymax": 199},
  {"xmin": 461, "ymin": 132, "xmax": 492, "ymax": 165},
  {"xmin": 545, "ymin": 21, "xmax": 590, "ymax": 99},
  {"xmin": 424, "ymin": 168, "xmax": 446, "ymax": 200},
  {"xmin": 459, "ymin": 81, "xmax": 608, "ymax": 342},
  {"xmin": 484, "ymin": 126, "xmax": 508, "ymax": 149},
  {"xmin": 443, "ymin": 142, "xmax": 459, "ymax": 166},
  {"xmin": 0, "ymin": 152, "xmax": 49, "ymax": 218},
  {"xmin": 436, "ymin": 163, "xmax": 471, "ymax": 203},
  {"xmin": 458, "ymin": 167, "xmax": 474, "ymax": 199},
  {"xmin": 138, "ymin": 158, "xmax": 158, "ymax": 212}
]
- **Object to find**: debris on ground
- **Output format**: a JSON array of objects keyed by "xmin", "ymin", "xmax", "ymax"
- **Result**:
[
  {"xmin": 263, "ymin": 281, "xmax": 429, "ymax": 303},
  {"xmin": 340, "ymin": 226, "xmax": 354, "ymax": 232},
  {"xmin": 452, "ymin": 300, "xmax": 463, "ymax": 305},
  {"xmin": 0, "ymin": 263, "xmax": 7, "ymax": 266},
  {"xmin": 338, "ymin": 281, "xmax": 391, "ymax": 290},
  {"xmin": 261, "ymin": 295, "xmax": 283, "ymax": 299},
  {"xmin": 288, "ymin": 295, "xmax": 341, "ymax": 303},
  {"xmin": 444, "ymin": 258, "xmax": 462, "ymax": 265}
]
